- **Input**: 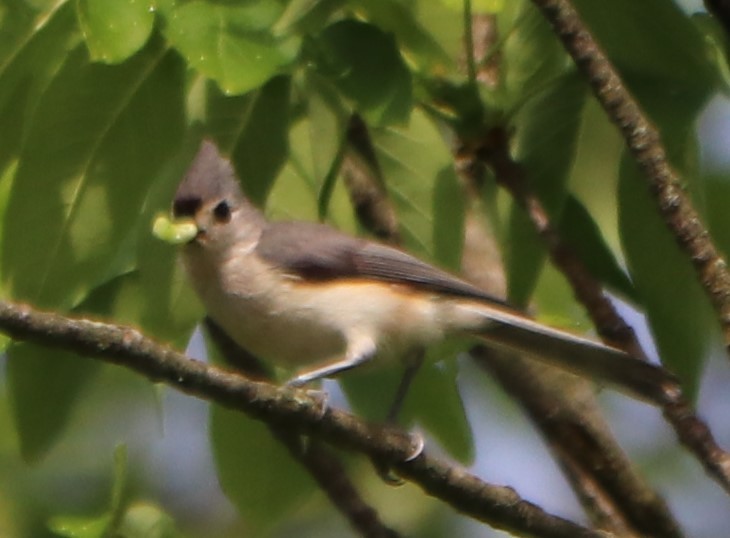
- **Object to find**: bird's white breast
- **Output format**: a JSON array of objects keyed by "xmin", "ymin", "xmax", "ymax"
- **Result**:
[{"xmin": 182, "ymin": 241, "xmax": 451, "ymax": 370}]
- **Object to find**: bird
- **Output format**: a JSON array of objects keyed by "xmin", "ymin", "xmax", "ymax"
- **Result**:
[{"xmin": 162, "ymin": 139, "xmax": 673, "ymax": 406}]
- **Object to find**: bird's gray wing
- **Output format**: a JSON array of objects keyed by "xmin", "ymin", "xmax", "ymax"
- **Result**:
[{"xmin": 256, "ymin": 221, "xmax": 507, "ymax": 305}]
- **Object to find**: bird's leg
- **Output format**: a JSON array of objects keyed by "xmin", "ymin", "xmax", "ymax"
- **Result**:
[
  {"xmin": 375, "ymin": 349, "xmax": 426, "ymax": 485},
  {"xmin": 286, "ymin": 338, "xmax": 377, "ymax": 387},
  {"xmin": 385, "ymin": 349, "xmax": 425, "ymax": 423}
]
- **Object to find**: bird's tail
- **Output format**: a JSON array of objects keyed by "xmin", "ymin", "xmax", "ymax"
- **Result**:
[{"xmin": 455, "ymin": 302, "xmax": 677, "ymax": 404}]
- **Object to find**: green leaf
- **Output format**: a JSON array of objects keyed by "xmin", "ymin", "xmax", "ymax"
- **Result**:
[
  {"xmin": 162, "ymin": 0, "xmax": 299, "ymax": 95},
  {"xmin": 619, "ymin": 158, "xmax": 720, "ymax": 399},
  {"xmin": 117, "ymin": 503, "xmax": 181, "ymax": 538},
  {"xmin": 266, "ymin": 114, "xmax": 356, "ymax": 232},
  {"xmin": 372, "ymin": 109, "xmax": 463, "ymax": 266},
  {"xmin": 432, "ymin": 167, "xmax": 466, "ymax": 272},
  {"xmin": 210, "ymin": 405, "xmax": 316, "ymax": 531},
  {"xmin": 6, "ymin": 136, "xmax": 199, "ymax": 461},
  {"xmin": 75, "ymin": 0, "xmax": 155, "ymax": 64},
  {"xmin": 2, "ymin": 39, "xmax": 186, "ymax": 310},
  {"xmin": 49, "ymin": 514, "xmax": 111, "ymax": 538},
  {"xmin": 207, "ymin": 76, "xmax": 292, "ymax": 206},
  {"xmin": 0, "ymin": 1, "xmax": 81, "ymax": 169},
  {"xmin": 573, "ymin": 0, "xmax": 717, "ymax": 93},
  {"xmin": 505, "ymin": 75, "xmax": 586, "ymax": 305},
  {"xmin": 348, "ymin": 0, "xmax": 453, "ymax": 72},
  {"xmin": 273, "ymin": 0, "xmax": 344, "ymax": 36},
  {"xmin": 439, "ymin": 0, "xmax": 504, "ymax": 12},
  {"xmin": 311, "ymin": 19, "xmax": 412, "ymax": 126},
  {"xmin": 558, "ymin": 196, "xmax": 636, "ymax": 302},
  {"xmin": 50, "ymin": 446, "xmax": 181, "ymax": 538},
  {"xmin": 499, "ymin": 1, "xmax": 572, "ymax": 111},
  {"xmin": 7, "ymin": 343, "xmax": 101, "ymax": 463}
]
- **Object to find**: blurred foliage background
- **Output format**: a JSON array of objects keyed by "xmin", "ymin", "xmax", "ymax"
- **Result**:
[{"xmin": 1, "ymin": 0, "xmax": 730, "ymax": 536}]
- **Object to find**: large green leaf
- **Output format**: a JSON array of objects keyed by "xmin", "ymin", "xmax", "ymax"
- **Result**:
[
  {"xmin": 505, "ymin": 75, "xmax": 586, "ymax": 306},
  {"xmin": 4, "ymin": 42, "xmax": 190, "ymax": 461},
  {"xmin": 2, "ymin": 40, "xmax": 185, "ymax": 310},
  {"xmin": 618, "ymin": 86, "xmax": 720, "ymax": 398},
  {"xmin": 210, "ymin": 405, "xmax": 317, "ymax": 532},
  {"xmin": 372, "ymin": 109, "xmax": 463, "ymax": 267},
  {"xmin": 348, "ymin": 0, "xmax": 453, "ymax": 72},
  {"xmin": 7, "ymin": 343, "xmax": 101, "ymax": 463},
  {"xmin": 491, "ymin": 3, "xmax": 585, "ymax": 306},
  {"xmin": 7, "ymin": 273, "xmax": 128, "ymax": 462},
  {"xmin": 0, "ymin": 1, "xmax": 80, "ymax": 169},
  {"xmin": 75, "ymin": 0, "xmax": 155, "ymax": 64},
  {"xmin": 619, "ymin": 158, "xmax": 721, "ymax": 398},
  {"xmin": 498, "ymin": 0, "xmax": 572, "ymax": 111},
  {"xmin": 573, "ymin": 0, "xmax": 717, "ymax": 92},
  {"xmin": 207, "ymin": 76, "xmax": 292, "ymax": 206},
  {"xmin": 266, "ymin": 111, "xmax": 356, "ymax": 232},
  {"xmin": 161, "ymin": 0, "xmax": 299, "ymax": 95},
  {"xmin": 311, "ymin": 19, "xmax": 412, "ymax": 126},
  {"xmin": 558, "ymin": 195, "xmax": 636, "ymax": 302}
]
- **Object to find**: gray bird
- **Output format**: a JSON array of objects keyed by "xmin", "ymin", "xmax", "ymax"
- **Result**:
[{"xmin": 168, "ymin": 139, "xmax": 672, "ymax": 404}]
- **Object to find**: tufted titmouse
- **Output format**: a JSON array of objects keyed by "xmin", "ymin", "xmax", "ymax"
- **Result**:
[{"xmin": 165, "ymin": 140, "xmax": 671, "ymax": 402}]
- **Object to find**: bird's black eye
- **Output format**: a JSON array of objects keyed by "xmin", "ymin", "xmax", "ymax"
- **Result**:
[{"xmin": 213, "ymin": 200, "xmax": 231, "ymax": 222}]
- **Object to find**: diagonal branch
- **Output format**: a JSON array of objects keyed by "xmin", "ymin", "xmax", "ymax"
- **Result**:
[
  {"xmin": 529, "ymin": 0, "xmax": 730, "ymax": 349},
  {"xmin": 475, "ymin": 126, "xmax": 730, "ymax": 496},
  {"xmin": 0, "ymin": 300, "xmax": 605, "ymax": 538},
  {"xmin": 459, "ymin": 146, "xmax": 682, "ymax": 537}
]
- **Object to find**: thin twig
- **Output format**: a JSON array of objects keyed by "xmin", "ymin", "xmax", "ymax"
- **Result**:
[
  {"xmin": 530, "ymin": 0, "xmax": 730, "ymax": 348},
  {"xmin": 204, "ymin": 318, "xmax": 400, "ymax": 538},
  {"xmin": 0, "ymin": 300, "xmax": 606, "ymax": 538},
  {"xmin": 475, "ymin": 126, "xmax": 730, "ymax": 495}
]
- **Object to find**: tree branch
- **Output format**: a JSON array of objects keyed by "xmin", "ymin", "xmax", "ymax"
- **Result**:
[
  {"xmin": 458, "ymin": 145, "xmax": 682, "ymax": 536},
  {"xmin": 530, "ymin": 0, "xmax": 730, "ymax": 349},
  {"xmin": 475, "ymin": 126, "xmax": 730, "ymax": 496},
  {"xmin": 0, "ymin": 300, "xmax": 605, "ymax": 538}
]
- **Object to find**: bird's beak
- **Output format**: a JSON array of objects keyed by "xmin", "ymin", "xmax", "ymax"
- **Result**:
[{"xmin": 152, "ymin": 213, "xmax": 199, "ymax": 245}]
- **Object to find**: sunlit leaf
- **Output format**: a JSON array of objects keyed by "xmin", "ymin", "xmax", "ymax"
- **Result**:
[
  {"xmin": 75, "ymin": 0, "xmax": 154, "ymax": 63},
  {"xmin": 162, "ymin": 0, "xmax": 299, "ymax": 95},
  {"xmin": 372, "ymin": 109, "xmax": 462, "ymax": 266},
  {"xmin": 267, "ymin": 114, "xmax": 356, "ymax": 232},
  {"xmin": 2, "ymin": 39, "xmax": 185, "ymax": 310}
]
